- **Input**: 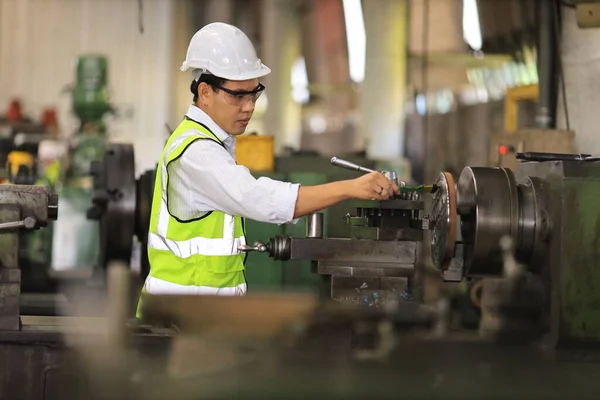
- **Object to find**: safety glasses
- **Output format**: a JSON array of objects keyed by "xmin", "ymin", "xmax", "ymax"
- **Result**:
[{"xmin": 212, "ymin": 83, "xmax": 265, "ymax": 106}]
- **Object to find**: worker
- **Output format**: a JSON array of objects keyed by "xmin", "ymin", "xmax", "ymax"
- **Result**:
[{"xmin": 137, "ymin": 22, "xmax": 399, "ymax": 316}]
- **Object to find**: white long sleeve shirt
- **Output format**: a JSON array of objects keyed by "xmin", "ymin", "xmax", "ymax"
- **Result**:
[{"xmin": 167, "ymin": 105, "xmax": 300, "ymax": 224}]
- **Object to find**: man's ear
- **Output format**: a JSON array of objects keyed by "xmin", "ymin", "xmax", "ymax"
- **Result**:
[{"xmin": 198, "ymin": 82, "xmax": 212, "ymax": 105}]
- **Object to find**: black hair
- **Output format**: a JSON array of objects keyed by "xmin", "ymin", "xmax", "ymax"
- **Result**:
[{"xmin": 190, "ymin": 74, "xmax": 227, "ymax": 103}]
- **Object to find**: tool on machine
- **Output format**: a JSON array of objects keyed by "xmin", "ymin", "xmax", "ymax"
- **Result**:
[{"xmin": 330, "ymin": 157, "xmax": 436, "ymax": 197}]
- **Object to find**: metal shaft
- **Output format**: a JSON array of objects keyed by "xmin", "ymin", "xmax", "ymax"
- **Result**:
[
  {"xmin": 0, "ymin": 217, "xmax": 36, "ymax": 231},
  {"xmin": 330, "ymin": 157, "xmax": 376, "ymax": 173}
]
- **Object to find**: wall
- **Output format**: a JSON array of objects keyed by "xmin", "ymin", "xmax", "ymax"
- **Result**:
[
  {"xmin": 557, "ymin": 6, "xmax": 600, "ymax": 155},
  {"xmin": 0, "ymin": 0, "xmax": 175, "ymax": 174}
]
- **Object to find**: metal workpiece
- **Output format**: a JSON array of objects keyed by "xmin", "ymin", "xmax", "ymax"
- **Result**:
[
  {"xmin": 306, "ymin": 213, "xmax": 323, "ymax": 238},
  {"xmin": 382, "ymin": 170, "xmax": 399, "ymax": 186}
]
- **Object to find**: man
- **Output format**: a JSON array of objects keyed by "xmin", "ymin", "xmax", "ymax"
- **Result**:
[{"xmin": 137, "ymin": 22, "xmax": 398, "ymax": 313}]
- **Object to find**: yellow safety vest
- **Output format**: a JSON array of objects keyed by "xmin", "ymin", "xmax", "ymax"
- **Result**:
[{"xmin": 137, "ymin": 117, "xmax": 247, "ymax": 318}]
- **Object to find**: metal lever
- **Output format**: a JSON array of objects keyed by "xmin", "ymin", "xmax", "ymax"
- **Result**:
[
  {"xmin": 330, "ymin": 157, "xmax": 376, "ymax": 173},
  {"xmin": 238, "ymin": 241, "xmax": 267, "ymax": 253},
  {"xmin": 0, "ymin": 217, "xmax": 37, "ymax": 232},
  {"xmin": 331, "ymin": 157, "xmax": 402, "ymax": 187}
]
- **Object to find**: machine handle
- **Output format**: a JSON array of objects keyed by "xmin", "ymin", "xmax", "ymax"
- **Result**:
[
  {"xmin": 516, "ymin": 152, "xmax": 591, "ymax": 162},
  {"xmin": 330, "ymin": 157, "xmax": 376, "ymax": 174},
  {"xmin": 0, "ymin": 217, "xmax": 37, "ymax": 231},
  {"xmin": 238, "ymin": 241, "xmax": 267, "ymax": 253}
]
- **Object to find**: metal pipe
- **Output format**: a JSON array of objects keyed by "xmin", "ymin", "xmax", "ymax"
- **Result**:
[
  {"xmin": 536, "ymin": 0, "xmax": 558, "ymax": 129},
  {"xmin": 306, "ymin": 213, "xmax": 324, "ymax": 238}
]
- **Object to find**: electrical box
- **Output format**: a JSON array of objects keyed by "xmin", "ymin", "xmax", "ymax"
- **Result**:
[
  {"xmin": 575, "ymin": 1, "xmax": 600, "ymax": 28},
  {"xmin": 489, "ymin": 129, "xmax": 575, "ymax": 171}
]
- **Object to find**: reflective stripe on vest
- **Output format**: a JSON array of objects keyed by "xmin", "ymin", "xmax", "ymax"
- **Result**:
[{"xmin": 144, "ymin": 118, "xmax": 247, "ymax": 292}]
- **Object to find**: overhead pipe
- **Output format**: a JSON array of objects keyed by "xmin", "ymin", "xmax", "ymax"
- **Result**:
[{"xmin": 535, "ymin": 0, "xmax": 558, "ymax": 129}]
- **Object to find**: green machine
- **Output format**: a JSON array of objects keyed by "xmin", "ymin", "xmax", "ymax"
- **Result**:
[{"xmin": 49, "ymin": 55, "xmax": 113, "ymax": 276}]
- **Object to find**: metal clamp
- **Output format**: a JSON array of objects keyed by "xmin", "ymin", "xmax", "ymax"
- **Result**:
[{"xmin": 0, "ymin": 216, "xmax": 37, "ymax": 231}]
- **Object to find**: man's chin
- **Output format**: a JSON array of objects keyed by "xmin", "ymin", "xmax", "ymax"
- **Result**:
[{"xmin": 231, "ymin": 127, "xmax": 247, "ymax": 136}]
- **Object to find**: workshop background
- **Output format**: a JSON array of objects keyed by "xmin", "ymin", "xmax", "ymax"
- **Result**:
[
  {"xmin": 3, "ymin": 0, "xmax": 600, "ymax": 399},
  {"xmin": 0, "ymin": 0, "xmax": 594, "ymax": 292}
]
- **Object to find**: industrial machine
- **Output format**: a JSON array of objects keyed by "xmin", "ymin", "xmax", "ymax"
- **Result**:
[
  {"xmin": 237, "ymin": 153, "xmax": 600, "ymax": 353},
  {"xmin": 239, "ymin": 157, "xmax": 431, "ymax": 303},
  {"xmin": 4, "ymin": 151, "xmax": 600, "ymax": 399},
  {"xmin": 0, "ymin": 185, "xmax": 58, "ymax": 329},
  {"xmin": 50, "ymin": 55, "xmax": 113, "ymax": 274}
]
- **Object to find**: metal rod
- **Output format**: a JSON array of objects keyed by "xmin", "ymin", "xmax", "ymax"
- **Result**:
[{"xmin": 330, "ymin": 157, "xmax": 376, "ymax": 173}]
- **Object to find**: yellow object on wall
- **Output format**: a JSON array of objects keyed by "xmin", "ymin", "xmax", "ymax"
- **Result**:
[
  {"xmin": 504, "ymin": 83, "xmax": 539, "ymax": 132},
  {"xmin": 235, "ymin": 134, "xmax": 274, "ymax": 172}
]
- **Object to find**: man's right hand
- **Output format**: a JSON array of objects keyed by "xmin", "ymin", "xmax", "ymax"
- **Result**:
[{"xmin": 347, "ymin": 171, "xmax": 400, "ymax": 200}]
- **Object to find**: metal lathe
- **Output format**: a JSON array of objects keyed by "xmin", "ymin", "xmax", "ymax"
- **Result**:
[
  {"xmin": 4, "ymin": 147, "xmax": 600, "ymax": 399},
  {"xmin": 236, "ymin": 153, "xmax": 600, "ymax": 352}
]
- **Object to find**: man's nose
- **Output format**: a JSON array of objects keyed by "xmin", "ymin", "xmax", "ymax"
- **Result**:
[{"xmin": 241, "ymin": 97, "xmax": 255, "ymax": 113}]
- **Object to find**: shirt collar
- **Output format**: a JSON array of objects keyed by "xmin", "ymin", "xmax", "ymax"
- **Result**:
[{"xmin": 185, "ymin": 104, "xmax": 232, "ymax": 144}]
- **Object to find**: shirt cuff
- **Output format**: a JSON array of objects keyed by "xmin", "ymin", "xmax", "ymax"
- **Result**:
[{"xmin": 279, "ymin": 182, "xmax": 300, "ymax": 224}]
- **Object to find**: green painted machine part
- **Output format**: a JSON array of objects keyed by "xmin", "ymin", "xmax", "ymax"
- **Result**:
[
  {"xmin": 46, "ymin": 54, "xmax": 113, "ymax": 274},
  {"xmin": 68, "ymin": 133, "xmax": 107, "ymax": 178},
  {"xmin": 513, "ymin": 161, "xmax": 600, "ymax": 348},
  {"xmin": 50, "ymin": 185, "xmax": 99, "ymax": 271},
  {"xmin": 72, "ymin": 55, "xmax": 112, "ymax": 129}
]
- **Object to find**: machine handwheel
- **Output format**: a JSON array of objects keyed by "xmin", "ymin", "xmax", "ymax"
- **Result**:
[{"xmin": 430, "ymin": 172, "xmax": 457, "ymax": 271}]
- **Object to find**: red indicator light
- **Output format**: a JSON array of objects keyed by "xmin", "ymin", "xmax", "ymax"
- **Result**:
[{"xmin": 498, "ymin": 145, "xmax": 508, "ymax": 156}]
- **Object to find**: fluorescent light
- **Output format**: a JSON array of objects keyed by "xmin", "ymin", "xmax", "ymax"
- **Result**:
[
  {"xmin": 343, "ymin": 0, "xmax": 366, "ymax": 83},
  {"xmin": 462, "ymin": 0, "xmax": 482, "ymax": 51},
  {"xmin": 291, "ymin": 56, "xmax": 310, "ymax": 104}
]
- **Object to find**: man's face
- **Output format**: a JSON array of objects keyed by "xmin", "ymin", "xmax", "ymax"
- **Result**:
[{"xmin": 199, "ymin": 78, "xmax": 264, "ymax": 135}]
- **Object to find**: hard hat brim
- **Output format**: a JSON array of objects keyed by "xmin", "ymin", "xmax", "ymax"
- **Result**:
[{"xmin": 182, "ymin": 63, "xmax": 271, "ymax": 82}]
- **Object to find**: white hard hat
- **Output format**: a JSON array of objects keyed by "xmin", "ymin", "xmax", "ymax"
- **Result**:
[{"xmin": 181, "ymin": 22, "xmax": 271, "ymax": 81}]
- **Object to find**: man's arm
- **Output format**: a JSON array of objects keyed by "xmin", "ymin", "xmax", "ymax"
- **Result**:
[
  {"xmin": 173, "ymin": 139, "xmax": 400, "ymax": 223},
  {"xmin": 293, "ymin": 182, "xmax": 350, "ymax": 218},
  {"xmin": 172, "ymin": 140, "xmax": 299, "ymax": 224}
]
